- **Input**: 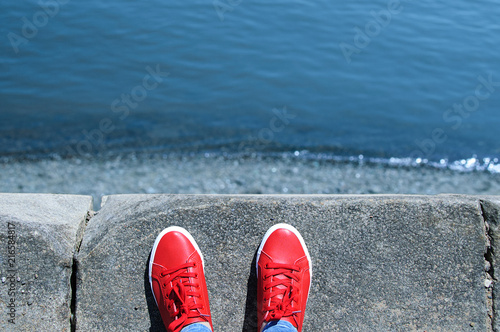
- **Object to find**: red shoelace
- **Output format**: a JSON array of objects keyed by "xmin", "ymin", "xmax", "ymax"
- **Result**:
[
  {"xmin": 263, "ymin": 262, "xmax": 302, "ymax": 325},
  {"xmin": 155, "ymin": 262, "xmax": 209, "ymax": 332}
]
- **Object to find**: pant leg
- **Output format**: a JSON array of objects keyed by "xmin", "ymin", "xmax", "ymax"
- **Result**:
[
  {"xmin": 262, "ymin": 320, "xmax": 298, "ymax": 332},
  {"xmin": 181, "ymin": 323, "xmax": 212, "ymax": 332}
]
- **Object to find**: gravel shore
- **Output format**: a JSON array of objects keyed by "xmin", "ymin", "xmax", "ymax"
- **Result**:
[{"xmin": 2, "ymin": 153, "xmax": 499, "ymax": 209}]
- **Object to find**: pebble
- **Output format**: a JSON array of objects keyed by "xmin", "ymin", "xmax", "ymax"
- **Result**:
[
  {"xmin": 485, "ymin": 260, "xmax": 491, "ymax": 271},
  {"xmin": 1, "ymin": 154, "xmax": 500, "ymax": 203}
]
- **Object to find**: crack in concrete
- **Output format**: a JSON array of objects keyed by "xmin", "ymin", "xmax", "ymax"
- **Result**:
[
  {"xmin": 70, "ymin": 210, "xmax": 95, "ymax": 332},
  {"xmin": 70, "ymin": 257, "xmax": 78, "ymax": 332},
  {"xmin": 481, "ymin": 200, "xmax": 497, "ymax": 332}
]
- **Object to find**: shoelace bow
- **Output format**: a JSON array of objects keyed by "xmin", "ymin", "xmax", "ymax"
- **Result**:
[
  {"xmin": 154, "ymin": 262, "xmax": 209, "ymax": 332},
  {"xmin": 263, "ymin": 262, "xmax": 302, "ymax": 323}
]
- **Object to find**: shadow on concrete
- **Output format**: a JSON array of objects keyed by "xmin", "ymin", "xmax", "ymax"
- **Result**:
[
  {"xmin": 241, "ymin": 250, "xmax": 259, "ymax": 332},
  {"xmin": 144, "ymin": 253, "xmax": 166, "ymax": 332}
]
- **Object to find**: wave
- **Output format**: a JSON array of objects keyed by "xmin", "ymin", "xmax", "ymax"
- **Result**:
[
  {"xmin": 224, "ymin": 151, "xmax": 500, "ymax": 174},
  {"xmin": 2, "ymin": 147, "xmax": 499, "ymax": 174}
]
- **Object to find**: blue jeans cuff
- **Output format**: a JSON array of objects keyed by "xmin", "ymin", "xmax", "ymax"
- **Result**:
[
  {"xmin": 181, "ymin": 322, "xmax": 212, "ymax": 332},
  {"xmin": 263, "ymin": 320, "xmax": 298, "ymax": 332}
]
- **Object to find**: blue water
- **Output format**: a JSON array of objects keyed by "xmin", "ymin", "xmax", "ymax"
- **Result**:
[{"xmin": 1, "ymin": 0, "xmax": 500, "ymax": 169}]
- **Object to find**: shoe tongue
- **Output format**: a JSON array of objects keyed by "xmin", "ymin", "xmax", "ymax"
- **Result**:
[
  {"xmin": 172, "ymin": 280, "xmax": 187, "ymax": 302},
  {"xmin": 272, "ymin": 275, "xmax": 291, "ymax": 300}
]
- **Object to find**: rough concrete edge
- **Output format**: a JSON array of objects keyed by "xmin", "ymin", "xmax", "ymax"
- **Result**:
[
  {"xmin": 94, "ymin": 193, "xmax": 476, "ymax": 211},
  {"xmin": 70, "ymin": 196, "xmax": 94, "ymax": 332},
  {"xmin": 100, "ymin": 195, "xmax": 110, "ymax": 209},
  {"xmin": 481, "ymin": 198, "xmax": 500, "ymax": 332}
]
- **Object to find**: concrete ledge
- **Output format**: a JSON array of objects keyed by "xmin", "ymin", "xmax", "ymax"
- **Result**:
[
  {"xmin": 480, "ymin": 196, "xmax": 500, "ymax": 331},
  {"xmin": 0, "ymin": 194, "xmax": 93, "ymax": 331},
  {"xmin": 76, "ymin": 194, "xmax": 493, "ymax": 331}
]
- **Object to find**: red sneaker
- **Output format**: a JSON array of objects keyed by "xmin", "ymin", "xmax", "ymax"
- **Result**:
[
  {"xmin": 149, "ymin": 226, "xmax": 213, "ymax": 332},
  {"xmin": 256, "ymin": 224, "xmax": 312, "ymax": 332}
]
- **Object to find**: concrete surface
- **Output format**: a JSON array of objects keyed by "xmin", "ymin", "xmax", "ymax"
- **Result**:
[
  {"xmin": 76, "ymin": 194, "xmax": 494, "ymax": 331},
  {"xmin": 0, "ymin": 194, "xmax": 93, "ymax": 331},
  {"xmin": 481, "ymin": 196, "xmax": 500, "ymax": 332}
]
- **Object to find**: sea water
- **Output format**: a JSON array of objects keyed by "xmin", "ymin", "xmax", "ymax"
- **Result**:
[{"xmin": 1, "ymin": 0, "xmax": 499, "ymax": 202}]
